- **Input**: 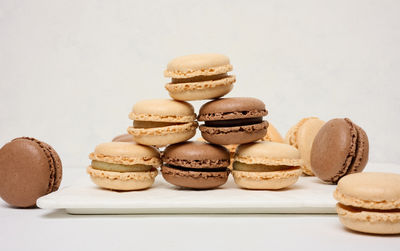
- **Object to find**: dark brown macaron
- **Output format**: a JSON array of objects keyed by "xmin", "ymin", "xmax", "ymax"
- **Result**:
[
  {"xmin": 161, "ymin": 141, "xmax": 230, "ymax": 189},
  {"xmin": 198, "ymin": 97, "xmax": 269, "ymax": 145},
  {"xmin": 311, "ymin": 118, "xmax": 369, "ymax": 184},
  {"xmin": 0, "ymin": 137, "xmax": 62, "ymax": 208},
  {"xmin": 112, "ymin": 134, "xmax": 134, "ymax": 143}
]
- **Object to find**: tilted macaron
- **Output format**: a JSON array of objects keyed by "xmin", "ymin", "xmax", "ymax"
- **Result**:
[
  {"xmin": 334, "ymin": 172, "xmax": 400, "ymax": 234},
  {"xmin": 311, "ymin": 118, "xmax": 369, "ymax": 184},
  {"xmin": 127, "ymin": 99, "xmax": 198, "ymax": 147},
  {"xmin": 161, "ymin": 141, "xmax": 230, "ymax": 189},
  {"xmin": 0, "ymin": 137, "xmax": 62, "ymax": 208},
  {"xmin": 232, "ymin": 142, "xmax": 302, "ymax": 190},
  {"xmin": 285, "ymin": 117, "xmax": 325, "ymax": 176},
  {"xmin": 164, "ymin": 54, "xmax": 236, "ymax": 101},
  {"xmin": 262, "ymin": 123, "xmax": 284, "ymax": 143},
  {"xmin": 87, "ymin": 142, "xmax": 160, "ymax": 191},
  {"xmin": 198, "ymin": 97, "xmax": 269, "ymax": 145},
  {"xmin": 112, "ymin": 134, "xmax": 134, "ymax": 143}
]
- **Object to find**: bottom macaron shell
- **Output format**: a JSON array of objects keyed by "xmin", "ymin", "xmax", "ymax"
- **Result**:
[
  {"xmin": 161, "ymin": 165, "xmax": 229, "ymax": 189},
  {"xmin": 87, "ymin": 166, "xmax": 158, "ymax": 191},
  {"xmin": 200, "ymin": 124, "xmax": 268, "ymax": 145},
  {"xmin": 165, "ymin": 81, "xmax": 234, "ymax": 101},
  {"xmin": 336, "ymin": 203, "xmax": 400, "ymax": 235},
  {"xmin": 130, "ymin": 128, "xmax": 196, "ymax": 147},
  {"xmin": 232, "ymin": 168, "xmax": 302, "ymax": 190}
]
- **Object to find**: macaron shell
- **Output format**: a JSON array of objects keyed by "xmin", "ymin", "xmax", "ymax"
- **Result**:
[
  {"xmin": 161, "ymin": 165, "xmax": 229, "ymax": 189},
  {"xmin": 0, "ymin": 138, "xmax": 54, "ymax": 207},
  {"xmin": 310, "ymin": 118, "xmax": 358, "ymax": 183},
  {"xmin": 40, "ymin": 140, "xmax": 62, "ymax": 192},
  {"xmin": 87, "ymin": 166, "xmax": 158, "ymax": 191},
  {"xmin": 347, "ymin": 123, "xmax": 369, "ymax": 175},
  {"xmin": 336, "ymin": 203, "xmax": 400, "ymax": 234},
  {"xmin": 112, "ymin": 134, "xmax": 134, "ymax": 143},
  {"xmin": 164, "ymin": 54, "xmax": 232, "ymax": 78},
  {"xmin": 232, "ymin": 167, "xmax": 302, "ymax": 190},
  {"xmin": 262, "ymin": 123, "xmax": 284, "ymax": 143}
]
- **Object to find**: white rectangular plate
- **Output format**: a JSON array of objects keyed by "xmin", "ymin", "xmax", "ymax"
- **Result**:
[{"xmin": 37, "ymin": 163, "xmax": 399, "ymax": 214}]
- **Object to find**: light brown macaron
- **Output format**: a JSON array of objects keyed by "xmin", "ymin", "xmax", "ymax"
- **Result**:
[
  {"xmin": 285, "ymin": 117, "xmax": 325, "ymax": 176},
  {"xmin": 334, "ymin": 172, "xmax": 400, "ymax": 235},
  {"xmin": 232, "ymin": 142, "xmax": 302, "ymax": 190},
  {"xmin": 112, "ymin": 134, "xmax": 134, "ymax": 143},
  {"xmin": 164, "ymin": 54, "xmax": 236, "ymax": 101},
  {"xmin": 87, "ymin": 142, "xmax": 160, "ymax": 191},
  {"xmin": 127, "ymin": 99, "xmax": 198, "ymax": 147}
]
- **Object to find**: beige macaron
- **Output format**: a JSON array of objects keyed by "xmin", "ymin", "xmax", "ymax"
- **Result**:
[
  {"xmin": 164, "ymin": 54, "xmax": 236, "ymax": 101},
  {"xmin": 127, "ymin": 99, "xmax": 198, "ymax": 147},
  {"xmin": 87, "ymin": 142, "xmax": 160, "ymax": 191},
  {"xmin": 334, "ymin": 172, "xmax": 400, "ymax": 234},
  {"xmin": 232, "ymin": 142, "xmax": 302, "ymax": 190},
  {"xmin": 285, "ymin": 117, "xmax": 325, "ymax": 176}
]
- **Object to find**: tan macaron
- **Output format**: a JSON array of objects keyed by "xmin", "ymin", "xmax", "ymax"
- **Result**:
[
  {"xmin": 164, "ymin": 54, "xmax": 236, "ymax": 101},
  {"xmin": 232, "ymin": 142, "xmax": 302, "ymax": 190},
  {"xmin": 334, "ymin": 172, "xmax": 400, "ymax": 234},
  {"xmin": 127, "ymin": 99, "xmax": 198, "ymax": 147},
  {"xmin": 87, "ymin": 142, "xmax": 160, "ymax": 191},
  {"xmin": 285, "ymin": 117, "xmax": 325, "ymax": 176}
]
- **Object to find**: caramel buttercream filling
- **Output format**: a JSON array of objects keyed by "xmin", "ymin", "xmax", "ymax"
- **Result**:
[
  {"xmin": 91, "ymin": 160, "xmax": 153, "ymax": 172},
  {"xmin": 233, "ymin": 161, "xmax": 299, "ymax": 172},
  {"xmin": 171, "ymin": 73, "xmax": 229, "ymax": 84},
  {"xmin": 134, "ymin": 120, "xmax": 184, "ymax": 129}
]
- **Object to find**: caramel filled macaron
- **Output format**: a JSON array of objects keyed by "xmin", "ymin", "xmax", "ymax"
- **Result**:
[
  {"xmin": 198, "ymin": 97, "xmax": 268, "ymax": 145},
  {"xmin": 161, "ymin": 141, "xmax": 230, "ymax": 189},
  {"xmin": 164, "ymin": 54, "xmax": 236, "ymax": 101},
  {"xmin": 127, "ymin": 99, "xmax": 198, "ymax": 147},
  {"xmin": 232, "ymin": 142, "xmax": 302, "ymax": 190},
  {"xmin": 334, "ymin": 172, "xmax": 400, "ymax": 234},
  {"xmin": 87, "ymin": 142, "xmax": 160, "ymax": 191},
  {"xmin": 285, "ymin": 117, "xmax": 325, "ymax": 176}
]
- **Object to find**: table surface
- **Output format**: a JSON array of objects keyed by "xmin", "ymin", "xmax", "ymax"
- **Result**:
[{"xmin": 1, "ymin": 165, "xmax": 400, "ymax": 251}]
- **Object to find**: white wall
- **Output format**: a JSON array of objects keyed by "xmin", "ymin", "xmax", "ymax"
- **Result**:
[{"xmin": 1, "ymin": 0, "xmax": 399, "ymax": 167}]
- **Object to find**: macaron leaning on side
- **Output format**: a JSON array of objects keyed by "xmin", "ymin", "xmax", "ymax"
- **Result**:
[
  {"xmin": 164, "ymin": 54, "xmax": 236, "ymax": 101},
  {"xmin": 127, "ymin": 99, "xmax": 198, "ymax": 147},
  {"xmin": 285, "ymin": 117, "xmax": 325, "ymax": 176},
  {"xmin": 334, "ymin": 172, "xmax": 400, "ymax": 234},
  {"xmin": 0, "ymin": 137, "xmax": 62, "ymax": 208},
  {"xmin": 232, "ymin": 142, "xmax": 302, "ymax": 190},
  {"xmin": 87, "ymin": 142, "xmax": 160, "ymax": 191}
]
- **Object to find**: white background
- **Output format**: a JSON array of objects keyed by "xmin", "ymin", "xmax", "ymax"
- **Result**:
[{"xmin": 1, "ymin": 0, "xmax": 400, "ymax": 167}]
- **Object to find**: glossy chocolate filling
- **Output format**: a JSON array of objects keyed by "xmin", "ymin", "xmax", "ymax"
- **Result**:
[
  {"xmin": 204, "ymin": 117, "xmax": 263, "ymax": 127},
  {"xmin": 165, "ymin": 164, "xmax": 228, "ymax": 172}
]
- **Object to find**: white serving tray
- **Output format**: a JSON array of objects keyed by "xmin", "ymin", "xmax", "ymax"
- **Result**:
[{"xmin": 37, "ymin": 163, "xmax": 399, "ymax": 214}]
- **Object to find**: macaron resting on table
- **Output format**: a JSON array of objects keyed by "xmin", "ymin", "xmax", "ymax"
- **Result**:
[
  {"xmin": 87, "ymin": 142, "xmax": 160, "ymax": 191},
  {"xmin": 164, "ymin": 54, "xmax": 236, "ymax": 101},
  {"xmin": 161, "ymin": 141, "xmax": 230, "ymax": 189},
  {"xmin": 285, "ymin": 117, "xmax": 325, "ymax": 176},
  {"xmin": 334, "ymin": 172, "xmax": 400, "ymax": 234},
  {"xmin": 127, "ymin": 99, "xmax": 198, "ymax": 147},
  {"xmin": 311, "ymin": 118, "xmax": 369, "ymax": 184},
  {"xmin": 0, "ymin": 137, "xmax": 62, "ymax": 208},
  {"xmin": 232, "ymin": 142, "xmax": 302, "ymax": 190},
  {"xmin": 198, "ymin": 97, "xmax": 269, "ymax": 145}
]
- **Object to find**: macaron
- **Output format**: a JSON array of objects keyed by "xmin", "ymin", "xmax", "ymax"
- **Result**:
[
  {"xmin": 232, "ymin": 142, "xmax": 302, "ymax": 190},
  {"xmin": 285, "ymin": 117, "xmax": 325, "ymax": 176},
  {"xmin": 112, "ymin": 134, "xmax": 134, "ymax": 143},
  {"xmin": 311, "ymin": 118, "xmax": 369, "ymax": 184},
  {"xmin": 0, "ymin": 137, "xmax": 62, "ymax": 208},
  {"xmin": 334, "ymin": 172, "xmax": 400, "ymax": 234},
  {"xmin": 262, "ymin": 123, "xmax": 284, "ymax": 143},
  {"xmin": 161, "ymin": 141, "xmax": 230, "ymax": 189},
  {"xmin": 164, "ymin": 54, "xmax": 236, "ymax": 101},
  {"xmin": 198, "ymin": 97, "xmax": 269, "ymax": 145},
  {"xmin": 87, "ymin": 142, "xmax": 160, "ymax": 191},
  {"xmin": 127, "ymin": 99, "xmax": 198, "ymax": 147}
]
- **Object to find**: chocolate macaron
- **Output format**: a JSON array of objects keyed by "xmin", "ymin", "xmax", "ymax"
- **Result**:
[
  {"xmin": 161, "ymin": 141, "xmax": 230, "ymax": 189},
  {"xmin": 311, "ymin": 118, "xmax": 369, "ymax": 184},
  {"xmin": 198, "ymin": 97, "xmax": 269, "ymax": 145},
  {"xmin": 0, "ymin": 137, "xmax": 62, "ymax": 208}
]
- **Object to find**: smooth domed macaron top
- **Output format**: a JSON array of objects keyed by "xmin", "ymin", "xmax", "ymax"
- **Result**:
[
  {"xmin": 130, "ymin": 99, "xmax": 196, "ymax": 122},
  {"xmin": 336, "ymin": 172, "xmax": 400, "ymax": 207},
  {"xmin": 235, "ymin": 141, "xmax": 302, "ymax": 166},
  {"xmin": 163, "ymin": 141, "xmax": 230, "ymax": 162},
  {"xmin": 198, "ymin": 97, "xmax": 267, "ymax": 121},
  {"xmin": 165, "ymin": 54, "xmax": 231, "ymax": 74},
  {"xmin": 93, "ymin": 142, "xmax": 159, "ymax": 158}
]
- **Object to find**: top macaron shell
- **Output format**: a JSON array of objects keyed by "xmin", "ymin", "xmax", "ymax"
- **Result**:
[
  {"xmin": 311, "ymin": 118, "xmax": 369, "ymax": 184},
  {"xmin": 0, "ymin": 137, "xmax": 62, "ymax": 208}
]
